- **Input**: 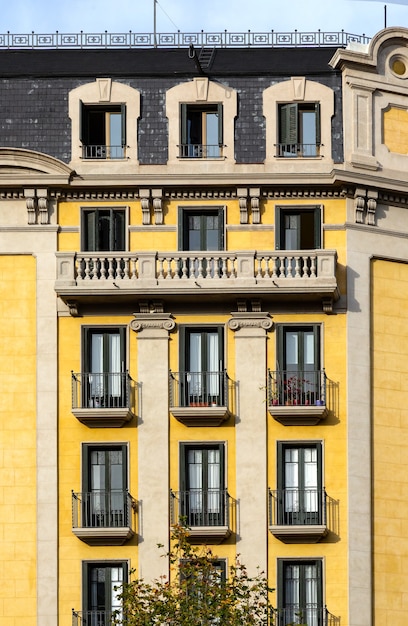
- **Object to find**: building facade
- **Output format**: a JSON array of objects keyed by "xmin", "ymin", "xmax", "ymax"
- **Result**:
[{"xmin": 1, "ymin": 26, "xmax": 408, "ymax": 626}]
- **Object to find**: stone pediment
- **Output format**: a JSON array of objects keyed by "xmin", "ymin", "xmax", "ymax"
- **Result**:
[{"xmin": 0, "ymin": 147, "xmax": 73, "ymax": 180}]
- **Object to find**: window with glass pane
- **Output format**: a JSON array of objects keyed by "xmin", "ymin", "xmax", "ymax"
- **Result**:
[
  {"xmin": 275, "ymin": 207, "xmax": 321, "ymax": 251},
  {"xmin": 180, "ymin": 326, "xmax": 224, "ymax": 406},
  {"xmin": 277, "ymin": 325, "xmax": 321, "ymax": 404},
  {"xmin": 277, "ymin": 443, "xmax": 322, "ymax": 525},
  {"xmin": 278, "ymin": 103, "xmax": 320, "ymax": 158},
  {"xmin": 82, "ymin": 208, "xmax": 126, "ymax": 252},
  {"xmin": 180, "ymin": 103, "xmax": 223, "ymax": 158},
  {"xmin": 82, "ymin": 445, "xmax": 128, "ymax": 528},
  {"xmin": 278, "ymin": 560, "xmax": 322, "ymax": 626},
  {"xmin": 180, "ymin": 444, "xmax": 225, "ymax": 527},
  {"xmin": 83, "ymin": 327, "xmax": 126, "ymax": 408},
  {"xmin": 80, "ymin": 102, "xmax": 126, "ymax": 159},
  {"xmin": 83, "ymin": 562, "xmax": 127, "ymax": 626}
]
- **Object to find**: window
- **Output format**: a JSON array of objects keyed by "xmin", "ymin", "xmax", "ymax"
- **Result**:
[
  {"xmin": 179, "ymin": 208, "xmax": 224, "ymax": 252},
  {"xmin": 180, "ymin": 103, "xmax": 223, "ymax": 158},
  {"xmin": 80, "ymin": 103, "xmax": 126, "ymax": 159},
  {"xmin": 277, "ymin": 443, "xmax": 323, "ymax": 525},
  {"xmin": 82, "ymin": 561, "xmax": 127, "ymax": 625},
  {"xmin": 278, "ymin": 103, "xmax": 320, "ymax": 157},
  {"xmin": 179, "ymin": 326, "xmax": 224, "ymax": 406},
  {"xmin": 275, "ymin": 207, "xmax": 321, "ymax": 251},
  {"xmin": 179, "ymin": 443, "xmax": 226, "ymax": 527},
  {"xmin": 277, "ymin": 560, "xmax": 322, "ymax": 626},
  {"xmin": 82, "ymin": 444, "xmax": 128, "ymax": 529},
  {"xmin": 82, "ymin": 208, "xmax": 126, "ymax": 252},
  {"xmin": 82, "ymin": 327, "xmax": 126, "ymax": 408},
  {"xmin": 276, "ymin": 325, "xmax": 322, "ymax": 405}
]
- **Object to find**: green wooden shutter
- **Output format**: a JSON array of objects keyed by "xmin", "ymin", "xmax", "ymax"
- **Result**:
[
  {"xmin": 314, "ymin": 103, "xmax": 321, "ymax": 145},
  {"xmin": 180, "ymin": 103, "xmax": 188, "ymax": 146},
  {"xmin": 279, "ymin": 103, "xmax": 298, "ymax": 144},
  {"xmin": 217, "ymin": 103, "xmax": 223, "ymax": 146},
  {"xmin": 217, "ymin": 207, "xmax": 224, "ymax": 250},
  {"xmin": 275, "ymin": 207, "xmax": 282, "ymax": 250},
  {"xmin": 120, "ymin": 104, "xmax": 126, "ymax": 147},
  {"xmin": 79, "ymin": 100, "xmax": 87, "ymax": 145},
  {"xmin": 313, "ymin": 206, "xmax": 321, "ymax": 249}
]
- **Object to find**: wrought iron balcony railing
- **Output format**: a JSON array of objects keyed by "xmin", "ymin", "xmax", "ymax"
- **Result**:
[
  {"xmin": 1, "ymin": 30, "xmax": 371, "ymax": 50},
  {"xmin": 169, "ymin": 370, "xmax": 235, "ymax": 425},
  {"xmin": 170, "ymin": 489, "xmax": 236, "ymax": 542},
  {"xmin": 277, "ymin": 143, "xmax": 320, "ymax": 158},
  {"xmin": 267, "ymin": 369, "xmax": 326, "ymax": 407},
  {"xmin": 71, "ymin": 371, "xmax": 139, "ymax": 427},
  {"xmin": 179, "ymin": 143, "xmax": 223, "ymax": 158},
  {"xmin": 72, "ymin": 490, "xmax": 136, "ymax": 528},
  {"xmin": 72, "ymin": 490, "xmax": 137, "ymax": 545},
  {"xmin": 72, "ymin": 609, "xmax": 119, "ymax": 626},
  {"xmin": 268, "ymin": 488, "xmax": 338, "ymax": 528},
  {"xmin": 272, "ymin": 606, "xmax": 340, "ymax": 626},
  {"xmin": 82, "ymin": 144, "xmax": 125, "ymax": 160}
]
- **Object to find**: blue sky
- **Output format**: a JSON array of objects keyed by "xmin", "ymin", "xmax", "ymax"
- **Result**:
[{"xmin": 2, "ymin": 0, "xmax": 408, "ymax": 39}]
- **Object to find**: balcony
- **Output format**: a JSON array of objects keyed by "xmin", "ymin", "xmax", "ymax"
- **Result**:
[
  {"xmin": 72, "ymin": 610, "xmax": 118, "ymax": 626},
  {"xmin": 179, "ymin": 143, "xmax": 223, "ymax": 158},
  {"xmin": 82, "ymin": 144, "xmax": 125, "ymax": 159},
  {"xmin": 268, "ymin": 488, "xmax": 338, "ymax": 543},
  {"xmin": 55, "ymin": 250, "xmax": 339, "ymax": 310},
  {"xmin": 272, "ymin": 607, "xmax": 340, "ymax": 626},
  {"xmin": 71, "ymin": 371, "xmax": 139, "ymax": 427},
  {"xmin": 170, "ymin": 489, "xmax": 236, "ymax": 543},
  {"xmin": 277, "ymin": 142, "xmax": 320, "ymax": 158},
  {"xmin": 169, "ymin": 371, "xmax": 235, "ymax": 426},
  {"xmin": 72, "ymin": 490, "xmax": 137, "ymax": 545},
  {"xmin": 267, "ymin": 369, "xmax": 329, "ymax": 425}
]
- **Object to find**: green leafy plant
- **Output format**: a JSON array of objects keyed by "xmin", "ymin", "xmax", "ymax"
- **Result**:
[{"xmin": 114, "ymin": 523, "xmax": 274, "ymax": 625}]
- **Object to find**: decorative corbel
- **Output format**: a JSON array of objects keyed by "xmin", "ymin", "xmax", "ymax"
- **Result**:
[
  {"xmin": 24, "ymin": 189, "xmax": 37, "ymax": 225},
  {"xmin": 140, "ymin": 189, "xmax": 151, "ymax": 225},
  {"xmin": 250, "ymin": 188, "xmax": 261, "ymax": 224},
  {"xmin": 237, "ymin": 187, "xmax": 248, "ymax": 224},
  {"xmin": 37, "ymin": 189, "xmax": 49, "ymax": 225},
  {"xmin": 354, "ymin": 188, "xmax": 366, "ymax": 224},
  {"xmin": 66, "ymin": 301, "xmax": 79, "ymax": 317},
  {"xmin": 152, "ymin": 189, "xmax": 163, "ymax": 225},
  {"xmin": 367, "ymin": 190, "xmax": 378, "ymax": 226}
]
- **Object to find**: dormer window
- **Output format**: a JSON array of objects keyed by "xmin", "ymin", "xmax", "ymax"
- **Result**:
[
  {"xmin": 80, "ymin": 103, "xmax": 126, "ymax": 159},
  {"xmin": 180, "ymin": 103, "xmax": 223, "ymax": 159},
  {"xmin": 278, "ymin": 103, "xmax": 320, "ymax": 158}
]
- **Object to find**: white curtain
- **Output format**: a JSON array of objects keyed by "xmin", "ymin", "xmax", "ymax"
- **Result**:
[
  {"xmin": 109, "ymin": 333, "xmax": 121, "ymax": 397},
  {"xmin": 207, "ymin": 332, "xmax": 219, "ymax": 396},
  {"xmin": 188, "ymin": 449, "xmax": 203, "ymax": 513},
  {"xmin": 189, "ymin": 332, "xmax": 202, "ymax": 397},
  {"xmin": 304, "ymin": 448, "xmax": 318, "ymax": 513},
  {"xmin": 207, "ymin": 449, "xmax": 220, "ymax": 513},
  {"xmin": 305, "ymin": 563, "xmax": 318, "ymax": 626},
  {"xmin": 284, "ymin": 448, "xmax": 299, "ymax": 513},
  {"xmin": 90, "ymin": 333, "xmax": 104, "ymax": 398}
]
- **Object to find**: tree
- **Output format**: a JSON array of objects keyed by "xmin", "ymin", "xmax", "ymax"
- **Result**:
[{"xmin": 114, "ymin": 524, "xmax": 274, "ymax": 625}]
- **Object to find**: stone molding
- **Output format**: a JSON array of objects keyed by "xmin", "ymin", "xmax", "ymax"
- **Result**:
[
  {"xmin": 228, "ymin": 312, "xmax": 273, "ymax": 331},
  {"xmin": 130, "ymin": 313, "xmax": 176, "ymax": 333}
]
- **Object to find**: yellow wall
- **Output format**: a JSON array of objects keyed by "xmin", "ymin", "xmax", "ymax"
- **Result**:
[
  {"xmin": 372, "ymin": 258, "xmax": 408, "ymax": 625},
  {"xmin": 0, "ymin": 255, "xmax": 37, "ymax": 626},
  {"xmin": 57, "ymin": 194, "xmax": 348, "ymax": 620},
  {"xmin": 383, "ymin": 107, "xmax": 408, "ymax": 155}
]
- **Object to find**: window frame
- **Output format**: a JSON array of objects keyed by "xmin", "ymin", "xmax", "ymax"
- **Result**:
[
  {"xmin": 82, "ymin": 560, "xmax": 128, "ymax": 617},
  {"xmin": 178, "ymin": 207, "xmax": 225, "ymax": 252},
  {"xmin": 179, "ymin": 442, "xmax": 226, "ymax": 527},
  {"xmin": 275, "ymin": 206, "xmax": 322, "ymax": 251},
  {"xmin": 81, "ymin": 207, "xmax": 128, "ymax": 252},
  {"xmin": 277, "ymin": 441, "xmax": 323, "ymax": 525},
  {"xmin": 80, "ymin": 102, "xmax": 127, "ymax": 160},
  {"xmin": 278, "ymin": 102, "xmax": 321, "ymax": 158},
  {"xmin": 277, "ymin": 558, "xmax": 323, "ymax": 625},
  {"xmin": 180, "ymin": 102, "xmax": 224, "ymax": 159}
]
